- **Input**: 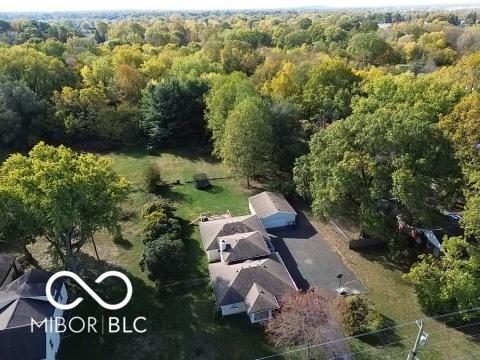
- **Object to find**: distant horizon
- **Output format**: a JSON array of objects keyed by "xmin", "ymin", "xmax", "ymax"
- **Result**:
[{"xmin": 1, "ymin": 0, "xmax": 479, "ymax": 13}]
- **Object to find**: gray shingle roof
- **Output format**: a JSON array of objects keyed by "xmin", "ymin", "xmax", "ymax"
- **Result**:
[
  {"xmin": 0, "ymin": 323, "xmax": 46, "ymax": 360},
  {"xmin": 199, "ymin": 214, "xmax": 268, "ymax": 251},
  {"xmin": 219, "ymin": 231, "xmax": 271, "ymax": 263},
  {"xmin": 0, "ymin": 270, "xmax": 65, "ymax": 360},
  {"xmin": 0, "ymin": 270, "xmax": 63, "ymax": 329},
  {"xmin": 244, "ymin": 283, "xmax": 279, "ymax": 314},
  {"xmin": 0, "ymin": 254, "xmax": 18, "ymax": 290},
  {"xmin": 248, "ymin": 192, "xmax": 297, "ymax": 219},
  {"xmin": 209, "ymin": 253, "xmax": 297, "ymax": 307}
]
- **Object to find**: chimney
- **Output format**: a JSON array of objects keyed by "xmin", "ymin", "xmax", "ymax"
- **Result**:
[{"xmin": 220, "ymin": 240, "xmax": 227, "ymax": 251}]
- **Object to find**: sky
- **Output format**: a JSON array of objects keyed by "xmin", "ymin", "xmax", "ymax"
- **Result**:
[{"xmin": 0, "ymin": 0, "xmax": 478, "ymax": 12}]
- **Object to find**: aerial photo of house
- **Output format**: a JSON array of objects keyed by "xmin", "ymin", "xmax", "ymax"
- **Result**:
[
  {"xmin": 1, "ymin": 1, "xmax": 480, "ymax": 359},
  {"xmin": 199, "ymin": 192, "xmax": 298, "ymax": 323}
]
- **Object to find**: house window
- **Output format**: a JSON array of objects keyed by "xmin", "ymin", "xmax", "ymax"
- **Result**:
[
  {"xmin": 229, "ymin": 304, "xmax": 239, "ymax": 309},
  {"xmin": 49, "ymin": 339, "xmax": 54, "ymax": 348},
  {"xmin": 253, "ymin": 311, "xmax": 270, "ymax": 322}
]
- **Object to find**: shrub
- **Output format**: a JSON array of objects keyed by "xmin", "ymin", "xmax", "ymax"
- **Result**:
[
  {"xmin": 141, "ymin": 197, "xmax": 175, "ymax": 218},
  {"xmin": 140, "ymin": 198, "xmax": 181, "ymax": 243},
  {"xmin": 142, "ymin": 211, "xmax": 181, "ymax": 243},
  {"xmin": 139, "ymin": 237, "xmax": 185, "ymax": 286},
  {"xmin": 144, "ymin": 162, "xmax": 164, "ymax": 193},
  {"xmin": 340, "ymin": 295, "xmax": 375, "ymax": 336}
]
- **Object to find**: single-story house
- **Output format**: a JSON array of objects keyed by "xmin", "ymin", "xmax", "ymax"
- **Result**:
[
  {"xmin": 0, "ymin": 254, "xmax": 22, "ymax": 290},
  {"xmin": 199, "ymin": 214, "xmax": 270, "ymax": 262},
  {"xmin": 0, "ymin": 269, "xmax": 67, "ymax": 360},
  {"xmin": 200, "ymin": 208, "xmax": 298, "ymax": 323},
  {"xmin": 248, "ymin": 192, "xmax": 297, "ymax": 229},
  {"xmin": 208, "ymin": 253, "xmax": 298, "ymax": 323}
]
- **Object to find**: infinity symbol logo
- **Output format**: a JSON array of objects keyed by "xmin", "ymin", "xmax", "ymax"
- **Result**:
[{"xmin": 46, "ymin": 271, "xmax": 133, "ymax": 311}]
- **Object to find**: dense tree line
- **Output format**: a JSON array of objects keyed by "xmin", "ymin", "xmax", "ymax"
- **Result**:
[{"xmin": 0, "ymin": 10, "xmax": 480, "ymax": 316}]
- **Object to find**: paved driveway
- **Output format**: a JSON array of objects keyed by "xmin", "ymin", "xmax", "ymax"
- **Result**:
[{"xmin": 269, "ymin": 203, "xmax": 365, "ymax": 294}]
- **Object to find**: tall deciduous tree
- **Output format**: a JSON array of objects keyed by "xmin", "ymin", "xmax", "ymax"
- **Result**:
[
  {"xmin": 0, "ymin": 45, "xmax": 73, "ymax": 98},
  {"xmin": 302, "ymin": 59, "xmax": 360, "ymax": 126},
  {"xmin": 440, "ymin": 92, "xmax": 480, "ymax": 240},
  {"xmin": 347, "ymin": 32, "xmax": 394, "ymax": 66},
  {"xmin": 205, "ymin": 72, "xmax": 257, "ymax": 156},
  {"xmin": 220, "ymin": 96, "xmax": 274, "ymax": 186},
  {"xmin": 295, "ymin": 103, "xmax": 460, "ymax": 235},
  {"xmin": 265, "ymin": 289, "xmax": 340, "ymax": 359},
  {"xmin": 0, "ymin": 76, "xmax": 48, "ymax": 149},
  {"xmin": 406, "ymin": 236, "xmax": 480, "ymax": 319},
  {"xmin": 0, "ymin": 142, "xmax": 129, "ymax": 272}
]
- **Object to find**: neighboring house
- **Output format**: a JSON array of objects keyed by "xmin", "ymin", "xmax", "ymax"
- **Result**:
[
  {"xmin": 0, "ymin": 254, "xmax": 22, "ymax": 290},
  {"xmin": 248, "ymin": 191, "xmax": 297, "ymax": 229},
  {"xmin": 397, "ymin": 213, "xmax": 462, "ymax": 256},
  {"xmin": 0, "ymin": 269, "xmax": 67, "ymax": 360},
  {"xmin": 200, "ymin": 206, "xmax": 298, "ymax": 323},
  {"xmin": 199, "ymin": 214, "xmax": 270, "ymax": 262}
]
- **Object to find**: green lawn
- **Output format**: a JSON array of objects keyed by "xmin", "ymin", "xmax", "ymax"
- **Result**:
[
  {"xmin": 317, "ymin": 222, "xmax": 480, "ymax": 360},
  {"xmin": 59, "ymin": 148, "xmax": 273, "ymax": 360}
]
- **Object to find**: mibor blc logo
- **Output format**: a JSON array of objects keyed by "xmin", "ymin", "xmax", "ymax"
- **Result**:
[
  {"xmin": 46, "ymin": 271, "xmax": 133, "ymax": 310},
  {"xmin": 32, "ymin": 271, "xmax": 147, "ymax": 334}
]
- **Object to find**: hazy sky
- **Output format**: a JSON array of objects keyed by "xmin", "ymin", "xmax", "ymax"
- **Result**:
[{"xmin": 0, "ymin": 0, "xmax": 478, "ymax": 12}]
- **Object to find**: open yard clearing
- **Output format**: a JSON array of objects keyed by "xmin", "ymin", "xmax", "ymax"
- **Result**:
[
  {"xmin": 57, "ymin": 149, "xmax": 275, "ymax": 360},
  {"xmin": 6, "ymin": 146, "xmax": 480, "ymax": 360}
]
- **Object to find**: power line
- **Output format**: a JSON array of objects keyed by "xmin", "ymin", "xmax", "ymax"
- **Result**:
[
  {"xmin": 254, "ymin": 305, "xmax": 480, "ymax": 360},
  {"xmin": 416, "ymin": 332, "xmax": 480, "ymax": 359},
  {"xmin": 327, "ymin": 336, "xmax": 412, "ymax": 360},
  {"xmin": 339, "ymin": 320, "xmax": 480, "ymax": 360},
  {"xmin": 334, "ymin": 320, "xmax": 480, "ymax": 360},
  {"xmin": 255, "ymin": 320, "xmax": 419, "ymax": 360}
]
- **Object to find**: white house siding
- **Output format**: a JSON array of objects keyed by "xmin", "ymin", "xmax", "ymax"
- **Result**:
[
  {"xmin": 249, "ymin": 310, "xmax": 272, "ymax": 323},
  {"xmin": 44, "ymin": 284, "xmax": 68, "ymax": 360},
  {"xmin": 261, "ymin": 212, "xmax": 296, "ymax": 229},
  {"xmin": 220, "ymin": 302, "xmax": 246, "ymax": 316},
  {"xmin": 207, "ymin": 249, "xmax": 221, "ymax": 263}
]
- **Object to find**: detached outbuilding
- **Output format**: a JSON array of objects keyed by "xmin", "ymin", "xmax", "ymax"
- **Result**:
[{"xmin": 248, "ymin": 192, "xmax": 297, "ymax": 229}]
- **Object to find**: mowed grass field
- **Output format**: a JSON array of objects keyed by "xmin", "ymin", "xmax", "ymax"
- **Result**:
[
  {"xmin": 317, "ymin": 222, "xmax": 480, "ymax": 360},
  {"xmin": 59, "ymin": 149, "xmax": 274, "ymax": 360}
]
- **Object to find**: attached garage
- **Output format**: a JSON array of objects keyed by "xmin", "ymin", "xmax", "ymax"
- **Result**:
[{"xmin": 248, "ymin": 192, "xmax": 297, "ymax": 229}]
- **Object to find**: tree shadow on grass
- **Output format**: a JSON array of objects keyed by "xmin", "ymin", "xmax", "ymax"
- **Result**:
[
  {"xmin": 359, "ymin": 315, "xmax": 402, "ymax": 347},
  {"xmin": 97, "ymin": 146, "xmax": 219, "ymax": 164},
  {"xmin": 355, "ymin": 242, "xmax": 419, "ymax": 273},
  {"xmin": 59, "ymin": 253, "xmax": 163, "ymax": 360},
  {"xmin": 59, "ymin": 251, "xmax": 272, "ymax": 360},
  {"xmin": 202, "ymin": 185, "xmax": 224, "ymax": 195},
  {"xmin": 155, "ymin": 184, "xmax": 190, "ymax": 204},
  {"xmin": 112, "ymin": 236, "xmax": 134, "ymax": 250}
]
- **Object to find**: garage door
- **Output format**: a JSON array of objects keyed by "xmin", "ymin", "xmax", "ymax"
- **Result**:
[{"xmin": 262, "ymin": 215, "xmax": 294, "ymax": 229}]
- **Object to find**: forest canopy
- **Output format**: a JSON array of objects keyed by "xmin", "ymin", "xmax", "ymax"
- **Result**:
[{"xmin": 0, "ymin": 8, "xmax": 480, "ymax": 316}]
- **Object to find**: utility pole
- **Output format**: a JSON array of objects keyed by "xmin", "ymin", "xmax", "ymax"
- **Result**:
[{"xmin": 407, "ymin": 320, "xmax": 427, "ymax": 360}]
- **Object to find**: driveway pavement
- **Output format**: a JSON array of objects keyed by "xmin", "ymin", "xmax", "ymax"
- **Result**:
[{"xmin": 269, "ymin": 202, "xmax": 365, "ymax": 295}]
